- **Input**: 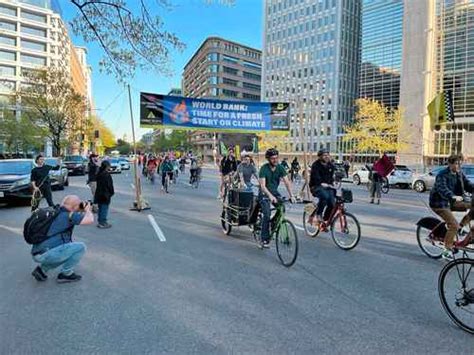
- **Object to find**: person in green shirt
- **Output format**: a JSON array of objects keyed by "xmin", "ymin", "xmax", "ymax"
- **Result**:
[{"xmin": 258, "ymin": 148, "xmax": 295, "ymax": 247}]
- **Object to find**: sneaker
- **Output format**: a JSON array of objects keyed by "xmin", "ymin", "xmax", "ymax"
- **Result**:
[
  {"xmin": 31, "ymin": 266, "xmax": 47, "ymax": 281},
  {"xmin": 376, "ymin": 199, "xmax": 380, "ymax": 205},
  {"xmin": 369, "ymin": 200, "xmax": 374, "ymax": 204},
  {"xmin": 442, "ymin": 248, "xmax": 454, "ymax": 261},
  {"xmin": 262, "ymin": 240, "xmax": 271, "ymax": 248},
  {"xmin": 57, "ymin": 272, "xmax": 82, "ymax": 283},
  {"xmin": 97, "ymin": 223, "xmax": 112, "ymax": 229}
]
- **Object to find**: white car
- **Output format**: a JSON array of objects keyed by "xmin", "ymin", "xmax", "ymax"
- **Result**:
[
  {"xmin": 118, "ymin": 158, "xmax": 130, "ymax": 170},
  {"xmin": 352, "ymin": 165, "xmax": 413, "ymax": 188},
  {"xmin": 109, "ymin": 158, "xmax": 122, "ymax": 173}
]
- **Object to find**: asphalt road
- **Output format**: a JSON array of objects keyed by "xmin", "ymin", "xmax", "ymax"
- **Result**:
[{"xmin": 1, "ymin": 166, "xmax": 473, "ymax": 354}]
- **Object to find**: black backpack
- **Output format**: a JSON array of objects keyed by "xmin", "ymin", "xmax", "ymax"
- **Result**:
[{"xmin": 23, "ymin": 205, "xmax": 61, "ymax": 245}]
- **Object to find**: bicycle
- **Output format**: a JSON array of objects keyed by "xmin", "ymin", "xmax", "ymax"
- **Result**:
[
  {"xmin": 438, "ymin": 241, "xmax": 474, "ymax": 334},
  {"xmin": 221, "ymin": 197, "xmax": 298, "ymax": 267},
  {"xmin": 147, "ymin": 168, "xmax": 156, "ymax": 184},
  {"xmin": 163, "ymin": 171, "xmax": 173, "ymax": 193},
  {"xmin": 302, "ymin": 183, "xmax": 361, "ymax": 250},
  {"xmin": 190, "ymin": 168, "xmax": 201, "ymax": 189}
]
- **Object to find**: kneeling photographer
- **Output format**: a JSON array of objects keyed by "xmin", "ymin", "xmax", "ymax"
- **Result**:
[{"xmin": 27, "ymin": 195, "xmax": 94, "ymax": 283}]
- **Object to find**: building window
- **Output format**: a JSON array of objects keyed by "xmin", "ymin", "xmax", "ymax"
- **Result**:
[
  {"xmin": 21, "ymin": 25, "xmax": 46, "ymax": 37},
  {"xmin": 21, "ymin": 10, "xmax": 47, "ymax": 23},
  {"xmin": 208, "ymin": 64, "xmax": 219, "ymax": 73},
  {"xmin": 222, "ymin": 89, "xmax": 238, "ymax": 97},
  {"xmin": 223, "ymin": 66, "xmax": 238, "ymax": 75},
  {"xmin": 208, "ymin": 76, "xmax": 218, "ymax": 85},
  {"xmin": 207, "ymin": 52, "xmax": 219, "ymax": 62},
  {"xmin": 0, "ymin": 4, "xmax": 16, "ymax": 17},
  {"xmin": 222, "ymin": 54, "xmax": 239, "ymax": 64},
  {"xmin": 21, "ymin": 53, "xmax": 46, "ymax": 66},
  {"xmin": 243, "ymin": 82, "xmax": 260, "ymax": 91},
  {"xmin": 0, "ymin": 20, "xmax": 16, "ymax": 32},
  {"xmin": 211, "ymin": 88, "xmax": 219, "ymax": 96},
  {"xmin": 0, "ymin": 80, "xmax": 15, "ymax": 92},
  {"xmin": 0, "ymin": 65, "xmax": 15, "ymax": 76},
  {"xmin": 243, "ymin": 61, "xmax": 261, "ymax": 70},
  {"xmin": 223, "ymin": 77, "xmax": 238, "ymax": 86},
  {"xmin": 0, "ymin": 35, "xmax": 16, "ymax": 46},
  {"xmin": 242, "ymin": 93, "xmax": 260, "ymax": 101},
  {"xmin": 0, "ymin": 50, "xmax": 16, "ymax": 61},
  {"xmin": 21, "ymin": 39, "xmax": 46, "ymax": 52},
  {"xmin": 243, "ymin": 71, "xmax": 261, "ymax": 81}
]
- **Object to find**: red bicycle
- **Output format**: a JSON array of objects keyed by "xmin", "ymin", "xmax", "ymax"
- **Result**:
[{"xmin": 302, "ymin": 183, "xmax": 361, "ymax": 250}]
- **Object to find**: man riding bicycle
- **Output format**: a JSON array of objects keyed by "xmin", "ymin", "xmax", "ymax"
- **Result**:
[
  {"xmin": 189, "ymin": 156, "xmax": 203, "ymax": 185},
  {"xmin": 160, "ymin": 156, "xmax": 174, "ymax": 192},
  {"xmin": 219, "ymin": 148, "xmax": 238, "ymax": 199},
  {"xmin": 258, "ymin": 148, "xmax": 296, "ymax": 247},
  {"xmin": 146, "ymin": 155, "xmax": 159, "ymax": 182},
  {"xmin": 309, "ymin": 149, "xmax": 336, "ymax": 225},
  {"xmin": 430, "ymin": 154, "xmax": 474, "ymax": 260}
]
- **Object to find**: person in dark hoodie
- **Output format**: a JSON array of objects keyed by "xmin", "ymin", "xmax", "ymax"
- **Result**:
[
  {"xmin": 309, "ymin": 148, "xmax": 336, "ymax": 224},
  {"xmin": 95, "ymin": 160, "xmax": 114, "ymax": 229},
  {"xmin": 87, "ymin": 153, "xmax": 100, "ymax": 212}
]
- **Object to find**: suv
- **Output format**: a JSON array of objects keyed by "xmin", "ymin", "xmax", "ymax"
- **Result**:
[
  {"xmin": 63, "ymin": 155, "xmax": 87, "ymax": 175},
  {"xmin": 412, "ymin": 164, "xmax": 474, "ymax": 193}
]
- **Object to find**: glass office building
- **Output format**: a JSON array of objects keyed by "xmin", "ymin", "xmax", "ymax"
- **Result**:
[
  {"xmin": 262, "ymin": 0, "xmax": 361, "ymax": 154},
  {"xmin": 359, "ymin": 0, "xmax": 403, "ymax": 109}
]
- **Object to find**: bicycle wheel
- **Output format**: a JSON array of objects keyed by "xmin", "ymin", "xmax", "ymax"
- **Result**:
[
  {"xmin": 275, "ymin": 219, "xmax": 298, "ymax": 267},
  {"xmin": 303, "ymin": 210, "xmax": 320, "ymax": 238},
  {"xmin": 439, "ymin": 258, "xmax": 474, "ymax": 334},
  {"xmin": 330, "ymin": 212, "xmax": 360, "ymax": 250},
  {"xmin": 221, "ymin": 208, "xmax": 232, "ymax": 235},
  {"xmin": 416, "ymin": 225, "xmax": 444, "ymax": 259},
  {"xmin": 381, "ymin": 178, "xmax": 389, "ymax": 194}
]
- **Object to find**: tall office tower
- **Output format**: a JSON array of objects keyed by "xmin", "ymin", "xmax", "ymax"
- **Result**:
[
  {"xmin": 183, "ymin": 36, "xmax": 262, "ymax": 161},
  {"xmin": 400, "ymin": 0, "xmax": 474, "ymax": 165},
  {"xmin": 262, "ymin": 0, "xmax": 361, "ymax": 157}
]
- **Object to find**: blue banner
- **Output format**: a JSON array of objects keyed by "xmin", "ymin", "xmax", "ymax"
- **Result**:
[{"xmin": 140, "ymin": 93, "xmax": 290, "ymax": 132}]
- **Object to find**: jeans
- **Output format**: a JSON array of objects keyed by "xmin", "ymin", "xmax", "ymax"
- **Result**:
[
  {"xmin": 258, "ymin": 192, "xmax": 281, "ymax": 241},
  {"xmin": 33, "ymin": 242, "xmax": 86, "ymax": 276},
  {"xmin": 370, "ymin": 180, "xmax": 381, "ymax": 199},
  {"xmin": 314, "ymin": 188, "xmax": 336, "ymax": 221},
  {"xmin": 98, "ymin": 203, "xmax": 109, "ymax": 224}
]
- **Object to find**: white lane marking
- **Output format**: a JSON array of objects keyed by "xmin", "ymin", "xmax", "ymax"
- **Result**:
[
  {"xmin": 294, "ymin": 224, "xmax": 305, "ymax": 231},
  {"xmin": 131, "ymin": 183, "xmax": 135, "ymax": 189},
  {"xmin": 147, "ymin": 214, "xmax": 166, "ymax": 242},
  {"xmin": 0, "ymin": 224, "xmax": 22, "ymax": 235}
]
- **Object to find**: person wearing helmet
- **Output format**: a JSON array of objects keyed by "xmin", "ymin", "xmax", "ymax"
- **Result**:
[
  {"xmin": 258, "ymin": 148, "xmax": 296, "ymax": 247},
  {"xmin": 309, "ymin": 148, "xmax": 336, "ymax": 225}
]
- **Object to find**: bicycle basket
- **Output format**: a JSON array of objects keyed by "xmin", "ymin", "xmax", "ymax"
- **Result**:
[{"xmin": 342, "ymin": 189, "xmax": 353, "ymax": 203}]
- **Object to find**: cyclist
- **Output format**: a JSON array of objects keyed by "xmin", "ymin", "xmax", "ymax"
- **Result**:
[
  {"xmin": 430, "ymin": 154, "xmax": 474, "ymax": 260},
  {"xmin": 179, "ymin": 156, "xmax": 186, "ymax": 173},
  {"xmin": 258, "ymin": 148, "xmax": 296, "ymax": 247},
  {"xmin": 146, "ymin": 155, "xmax": 158, "ymax": 183},
  {"xmin": 290, "ymin": 157, "xmax": 300, "ymax": 182},
  {"xmin": 237, "ymin": 152, "xmax": 258, "ymax": 191},
  {"xmin": 308, "ymin": 148, "xmax": 336, "ymax": 225},
  {"xmin": 281, "ymin": 157, "xmax": 290, "ymax": 172},
  {"xmin": 160, "ymin": 155, "xmax": 174, "ymax": 193},
  {"xmin": 219, "ymin": 148, "xmax": 238, "ymax": 199},
  {"xmin": 172, "ymin": 158, "xmax": 179, "ymax": 183},
  {"xmin": 189, "ymin": 156, "xmax": 201, "ymax": 185}
]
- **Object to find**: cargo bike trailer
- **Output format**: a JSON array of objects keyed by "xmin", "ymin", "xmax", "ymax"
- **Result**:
[{"xmin": 220, "ymin": 188, "xmax": 299, "ymax": 267}]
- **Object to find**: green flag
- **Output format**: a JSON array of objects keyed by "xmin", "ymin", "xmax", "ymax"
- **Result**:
[
  {"xmin": 428, "ymin": 90, "xmax": 454, "ymax": 128},
  {"xmin": 252, "ymin": 137, "xmax": 259, "ymax": 153},
  {"xmin": 219, "ymin": 141, "xmax": 228, "ymax": 156}
]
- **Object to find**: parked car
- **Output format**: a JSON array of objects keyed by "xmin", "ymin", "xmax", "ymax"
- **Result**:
[
  {"xmin": 352, "ymin": 164, "xmax": 413, "ymax": 188},
  {"xmin": 45, "ymin": 157, "xmax": 69, "ymax": 190},
  {"xmin": 412, "ymin": 164, "xmax": 474, "ymax": 193},
  {"xmin": 118, "ymin": 157, "xmax": 131, "ymax": 170},
  {"xmin": 0, "ymin": 159, "xmax": 34, "ymax": 203},
  {"xmin": 109, "ymin": 158, "xmax": 122, "ymax": 173},
  {"xmin": 63, "ymin": 155, "xmax": 87, "ymax": 175}
]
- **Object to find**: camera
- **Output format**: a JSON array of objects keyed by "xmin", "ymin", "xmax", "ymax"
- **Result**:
[{"xmin": 79, "ymin": 200, "xmax": 92, "ymax": 210}]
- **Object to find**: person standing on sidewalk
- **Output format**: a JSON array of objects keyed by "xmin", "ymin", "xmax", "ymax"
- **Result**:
[
  {"xmin": 31, "ymin": 155, "xmax": 56, "ymax": 211},
  {"xmin": 95, "ymin": 160, "xmax": 114, "ymax": 229},
  {"xmin": 87, "ymin": 153, "xmax": 100, "ymax": 211},
  {"xmin": 31, "ymin": 195, "xmax": 94, "ymax": 283}
]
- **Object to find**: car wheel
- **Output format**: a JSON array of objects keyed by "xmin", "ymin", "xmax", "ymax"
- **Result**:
[
  {"xmin": 413, "ymin": 180, "xmax": 426, "ymax": 193},
  {"xmin": 353, "ymin": 174, "xmax": 361, "ymax": 185}
]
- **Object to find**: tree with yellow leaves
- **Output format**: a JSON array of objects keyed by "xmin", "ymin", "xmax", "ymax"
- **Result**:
[
  {"xmin": 344, "ymin": 98, "xmax": 403, "ymax": 156},
  {"xmin": 256, "ymin": 132, "xmax": 289, "ymax": 152}
]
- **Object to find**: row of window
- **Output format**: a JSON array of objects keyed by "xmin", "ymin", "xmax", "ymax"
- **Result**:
[
  {"xmin": 0, "ymin": 49, "xmax": 46, "ymax": 65},
  {"xmin": 268, "ymin": 0, "xmax": 337, "ymax": 18},
  {"xmin": 0, "ymin": 79, "xmax": 44, "ymax": 92},
  {"xmin": 269, "ymin": 14, "xmax": 336, "ymax": 41},
  {"xmin": 0, "ymin": 65, "xmax": 41, "ymax": 77},
  {"xmin": 0, "ymin": 35, "xmax": 47, "ymax": 51},
  {"xmin": 0, "ymin": 4, "xmax": 47, "ymax": 23},
  {"xmin": 207, "ymin": 87, "xmax": 260, "ymax": 101},
  {"xmin": 0, "ymin": 20, "xmax": 47, "ymax": 37}
]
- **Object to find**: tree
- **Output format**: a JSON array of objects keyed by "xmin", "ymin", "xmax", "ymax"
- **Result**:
[
  {"xmin": 86, "ymin": 115, "xmax": 116, "ymax": 149},
  {"xmin": 67, "ymin": 0, "xmax": 235, "ymax": 81},
  {"xmin": 152, "ymin": 130, "xmax": 191, "ymax": 152},
  {"xmin": 110, "ymin": 138, "xmax": 132, "ymax": 155},
  {"xmin": 343, "ymin": 99, "xmax": 403, "ymax": 156},
  {"xmin": 0, "ymin": 109, "xmax": 46, "ymax": 155},
  {"xmin": 257, "ymin": 132, "xmax": 288, "ymax": 152},
  {"xmin": 17, "ymin": 68, "xmax": 87, "ymax": 156}
]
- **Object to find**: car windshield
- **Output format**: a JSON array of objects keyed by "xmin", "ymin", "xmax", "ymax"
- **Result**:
[
  {"xmin": 110, "ymin": 159, "xmax": 119, "ymax": 163},
  {"xmin": 119, "ymin": 158, "xmax": 127, "ymax": 162},
  {"xmin": 0, "ymin": 161, "xmax": 32, "ymax": 175},
  {"xmin": 45, "ymin": 159, "xmax": 59, "ymax": 166},
  {"xmin": 64, "ymin": 156, "xmax": 82, "ymax": 161}
]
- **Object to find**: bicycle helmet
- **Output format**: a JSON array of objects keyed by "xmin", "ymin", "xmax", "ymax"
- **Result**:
[
  {"xmin": 265, "ymin": 148, "xmax": 279, "ymax": 159},
  {"xmin": 317, "ymin": 148, "xmax": 329, "ymax": 157}
]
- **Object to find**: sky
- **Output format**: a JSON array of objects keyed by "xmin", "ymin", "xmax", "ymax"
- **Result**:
[{"xmin": 61, "ymin": 0, "xmax": 263, "ymax": 141}]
